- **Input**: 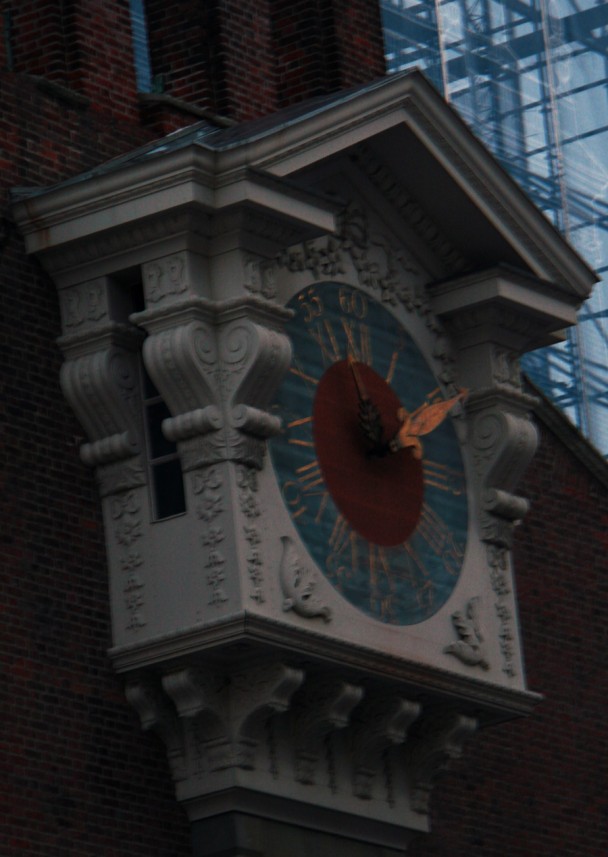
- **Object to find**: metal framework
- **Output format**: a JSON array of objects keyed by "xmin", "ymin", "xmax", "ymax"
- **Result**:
[{"xmin": 381, "ymin": 0, "xmax": 608, "ymax": 453}]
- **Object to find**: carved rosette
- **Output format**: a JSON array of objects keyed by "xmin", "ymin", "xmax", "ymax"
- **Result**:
[{"xmin": 124, "ymin": 661, "xmax": 479, "ymax": 830}]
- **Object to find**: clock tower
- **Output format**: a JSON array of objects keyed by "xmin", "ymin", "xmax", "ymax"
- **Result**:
[{"xmin": 13, "ymin": 72, "xmax": 595, "ymax": 855}]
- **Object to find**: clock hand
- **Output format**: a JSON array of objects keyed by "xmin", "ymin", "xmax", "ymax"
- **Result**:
[
  {"xmin": 347, "ymin": 357, "xmax": 388, "ymax": 456},
  {"xmin": 388, "ymin": 390, "xmax": 468, "ymax": 458}
]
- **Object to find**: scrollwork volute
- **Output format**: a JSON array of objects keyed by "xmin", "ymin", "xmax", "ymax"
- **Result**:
[
  {"xmin": 132, "ymin": 294, "xmax": 292, "ymax": 470},
  {"xmin": 470, "ymin": 401, "xmax": 538, "ymax": 547},
  {"xmin": 58, "ymin": 323, "xmax": 145, "ymax": 495},
  {"xmin": 349, "ymin": 696, "xmax": 421, "ymax": 800},
  {"xmin": 218, "ymin": 307, "xmax": 292, "ymax": 467},
  {"xmin": 139, "ymin": 313, "xmax": 224, "ymax": 470},
  {"xmin": 291, "ymin": 679, "xmax": 364, "ymax": 784}
]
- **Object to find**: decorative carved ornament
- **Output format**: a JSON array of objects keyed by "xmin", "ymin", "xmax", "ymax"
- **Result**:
[
  {"xmin": 444, "ymin": 597, "xmax": 489, "ymax": 671},
  {"xmin": 125, "ymin": 660, "xmax": 478, "ymax": 827},
  {"xmin": 134, "ymin": 296, "xmax": 292, "ymax": 472}
]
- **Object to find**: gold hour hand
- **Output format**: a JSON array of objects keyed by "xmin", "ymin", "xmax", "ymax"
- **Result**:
[{"xmin": 348, "ymin": 357, "xmax": 387, "ymax": 456}]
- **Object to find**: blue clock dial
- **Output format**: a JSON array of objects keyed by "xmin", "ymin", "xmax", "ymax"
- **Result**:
[{"xmin": 270, "ymin": 282, "xmax": 467, "ymax": 625}]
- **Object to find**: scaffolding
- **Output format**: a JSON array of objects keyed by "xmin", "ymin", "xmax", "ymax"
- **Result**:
[{"xmin": 381, "ymin": 0, "xmax": 608, "ymax": 453}]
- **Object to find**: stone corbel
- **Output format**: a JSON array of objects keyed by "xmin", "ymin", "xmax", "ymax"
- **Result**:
[
  {"xmin": 291, "ymin": 679, "xmax": 364, "ymax": 784},
  {"xmin": 215, "ymin": 299, "xmax": 293, "ymax": 468},
  {"xmin": 132, "ymin": 290, "xmax": 292, "ymax": 470},
  {"xmin": 157, "ymin": 662, "xmax": 305, "ymax": 774},
  {"xmin": 58, "ymin": 322, "xmax": 145, "ymax": 496},
  {"xmin": 430, "ymin": 270, "xmax": 549, "ymax": 547},
  {"xmin": 350, "ymin": 697, "xmax": 421, "ymax": 800},
  {"xmin": 406, "ymin": 711, "xmax": 478, "ymax": 815},
  {"xmin": 123, "ymin": 661, "xmax": 493, "ymax": 834},
  {"xmin": 228, "ymin": 661, "xmax": 305, "ymax": 769},
  {"xmin": 134, "ymin": 300, "xmax": 224, "ymax": 471},
  {"xmin": 469, "ymin": 391, "xmax": 538, "ymax": 548},
  {"xmin": 125, "ymin": 677, "xmax": 186, "ymax": 782}
]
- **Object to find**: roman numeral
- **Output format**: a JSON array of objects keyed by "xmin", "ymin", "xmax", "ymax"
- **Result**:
[
  {"xmin": 308, "ymin": 318, "xmax": 341, "ymax": 366},
  {"xmin": 385, "ymin": 348, "xmax": 400, "ymax": 385},
  {"xmin": 296, "ymin": 459, "xmax": 325, "ymax": 494},
  {"xmin": 341, "ymin": 318, "xmax": 372, "ymax": 365},
  {"xmin": 329, "ymin": 513, "xmax": 353, "ymax": 556},
  {"xmin": 423, "ymin": 459, "xmax": 466, "ymax": 495}
]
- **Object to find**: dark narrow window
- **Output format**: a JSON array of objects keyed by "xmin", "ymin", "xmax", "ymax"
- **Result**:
[
  {"xmin": 141, "ymin": 367, "xmax": 186, "ymax": 520},
  {"xmin": 129, "ymin": 0, "xmax": 153, "ymax": 92}
]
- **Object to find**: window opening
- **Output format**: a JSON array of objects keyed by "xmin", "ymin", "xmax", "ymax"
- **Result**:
[
  {"xmin": 141, "ymin": 366, "xmax": 186, "ymax": 520},
  {"xmin": 129, "ymin": 0, "xmax": 153, "ymax": 92}
]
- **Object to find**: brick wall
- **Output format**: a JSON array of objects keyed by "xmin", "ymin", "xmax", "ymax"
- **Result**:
[
  {"xmin": 0, "ymin": 236, "xmax": 191, "ymax": 857},
  {"xmin": 0, "ymin": 86, "xmax": 190, "ymax": 857},
  {"xmin": 144, "ymin": 0, "xmax": 386, "ymax": 123},
  {"xmin": 6, "ymin": 0, "xmax": 141, "ymax": 123},
  {"xmin": 0, "ymin": 4, "xmax": 190, "ymax": 854}
]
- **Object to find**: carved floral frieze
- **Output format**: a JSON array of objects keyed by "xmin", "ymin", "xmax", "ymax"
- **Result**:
[{"xmin": 111, "ymin": 490, "xmax": 146, "ymax": 630}]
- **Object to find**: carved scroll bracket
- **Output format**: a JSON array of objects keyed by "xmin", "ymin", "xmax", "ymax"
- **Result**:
[
  {"xmin": 216, "ymin": 298, "xmax": 292, "ymax": 468},
  {"xmin": 123, "ymin": 661, "xmax": 484, "ymax": 833},
  {"xmin": 132, "ymin": 295, "xmax": 292, "ymax": 470},
  {"xmin": 469, "ymin": 392, "xmax": 538, "ymax": 548},
  {"xmin": 131, "ymin": 662, "xmax": 305, "ymax": 775},
  {"xmin": 350, "ymin": 696, "xmax": 421, "ymax": 800},
  {"xmin": 431, "ymin": 276, "xmax": 541, "ymax": 547},
  {"xmin": 291, "ymin": 679, "xmax": 364, "ymax": 784},
  {"xmin": 407, "ymin": 711, "xmax": 478, "ymax": 815},
  {"xmin": 58, "ymin": 321, "xmax": 145, "ymax": 492}
]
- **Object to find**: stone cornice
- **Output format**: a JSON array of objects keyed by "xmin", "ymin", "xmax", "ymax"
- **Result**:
[
  {"xmin": 430, "ymin": 265, "xmax": 580, "ymax": 352},
  {"xmin": 108, "ymin": 611, "xmax": 541, "ymax": 723},
  {"xmin": 12, "ymin": 158, "xmax": 337, "ymax": 257}
]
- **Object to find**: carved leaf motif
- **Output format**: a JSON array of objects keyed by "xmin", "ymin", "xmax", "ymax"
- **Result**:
[
  {"xmin": 444, "ymin": 597, "xmax": 490, "ymax": 670},
  {"xmin": 279, "ymin": 536, "xmax": 332, "ymax": 622}
]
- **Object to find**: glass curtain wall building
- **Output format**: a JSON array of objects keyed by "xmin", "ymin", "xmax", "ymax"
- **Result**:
[{"xmin": 381, "ymin": 0, "xmax": 608, "ymax": 453}]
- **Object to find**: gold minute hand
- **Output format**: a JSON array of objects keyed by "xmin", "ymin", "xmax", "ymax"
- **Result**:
[
  {"xmin": 348, "ymin": 355, "xmax": 369, "ymax": 403},
  {"xmin": 347, "ymin": 357, "xmax": 387, "ymax": 455}
]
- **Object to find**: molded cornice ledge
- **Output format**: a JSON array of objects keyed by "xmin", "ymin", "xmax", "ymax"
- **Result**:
[
  {"xmin": 429, "ymin": 265, "xmax": 581, "ymax": 354},
  {"xmin": 12, "ymin": 158, "xmax": 338, "ymax": 260}
]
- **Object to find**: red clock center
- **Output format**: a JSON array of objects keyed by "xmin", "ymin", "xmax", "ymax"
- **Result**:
[{"xmin": 313, "ymin": 360, "xmax": 424, "ymax": 547}]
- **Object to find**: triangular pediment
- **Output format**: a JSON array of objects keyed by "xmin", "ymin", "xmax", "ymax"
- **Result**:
[{"xmin": 14, "ymin": 70, "xmax": 596, "ymax": 307}]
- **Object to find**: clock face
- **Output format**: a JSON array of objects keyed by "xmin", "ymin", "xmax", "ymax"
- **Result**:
[{"xmin": 269, "ymin": 282, "xmax": 467, "ymax": 625}]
